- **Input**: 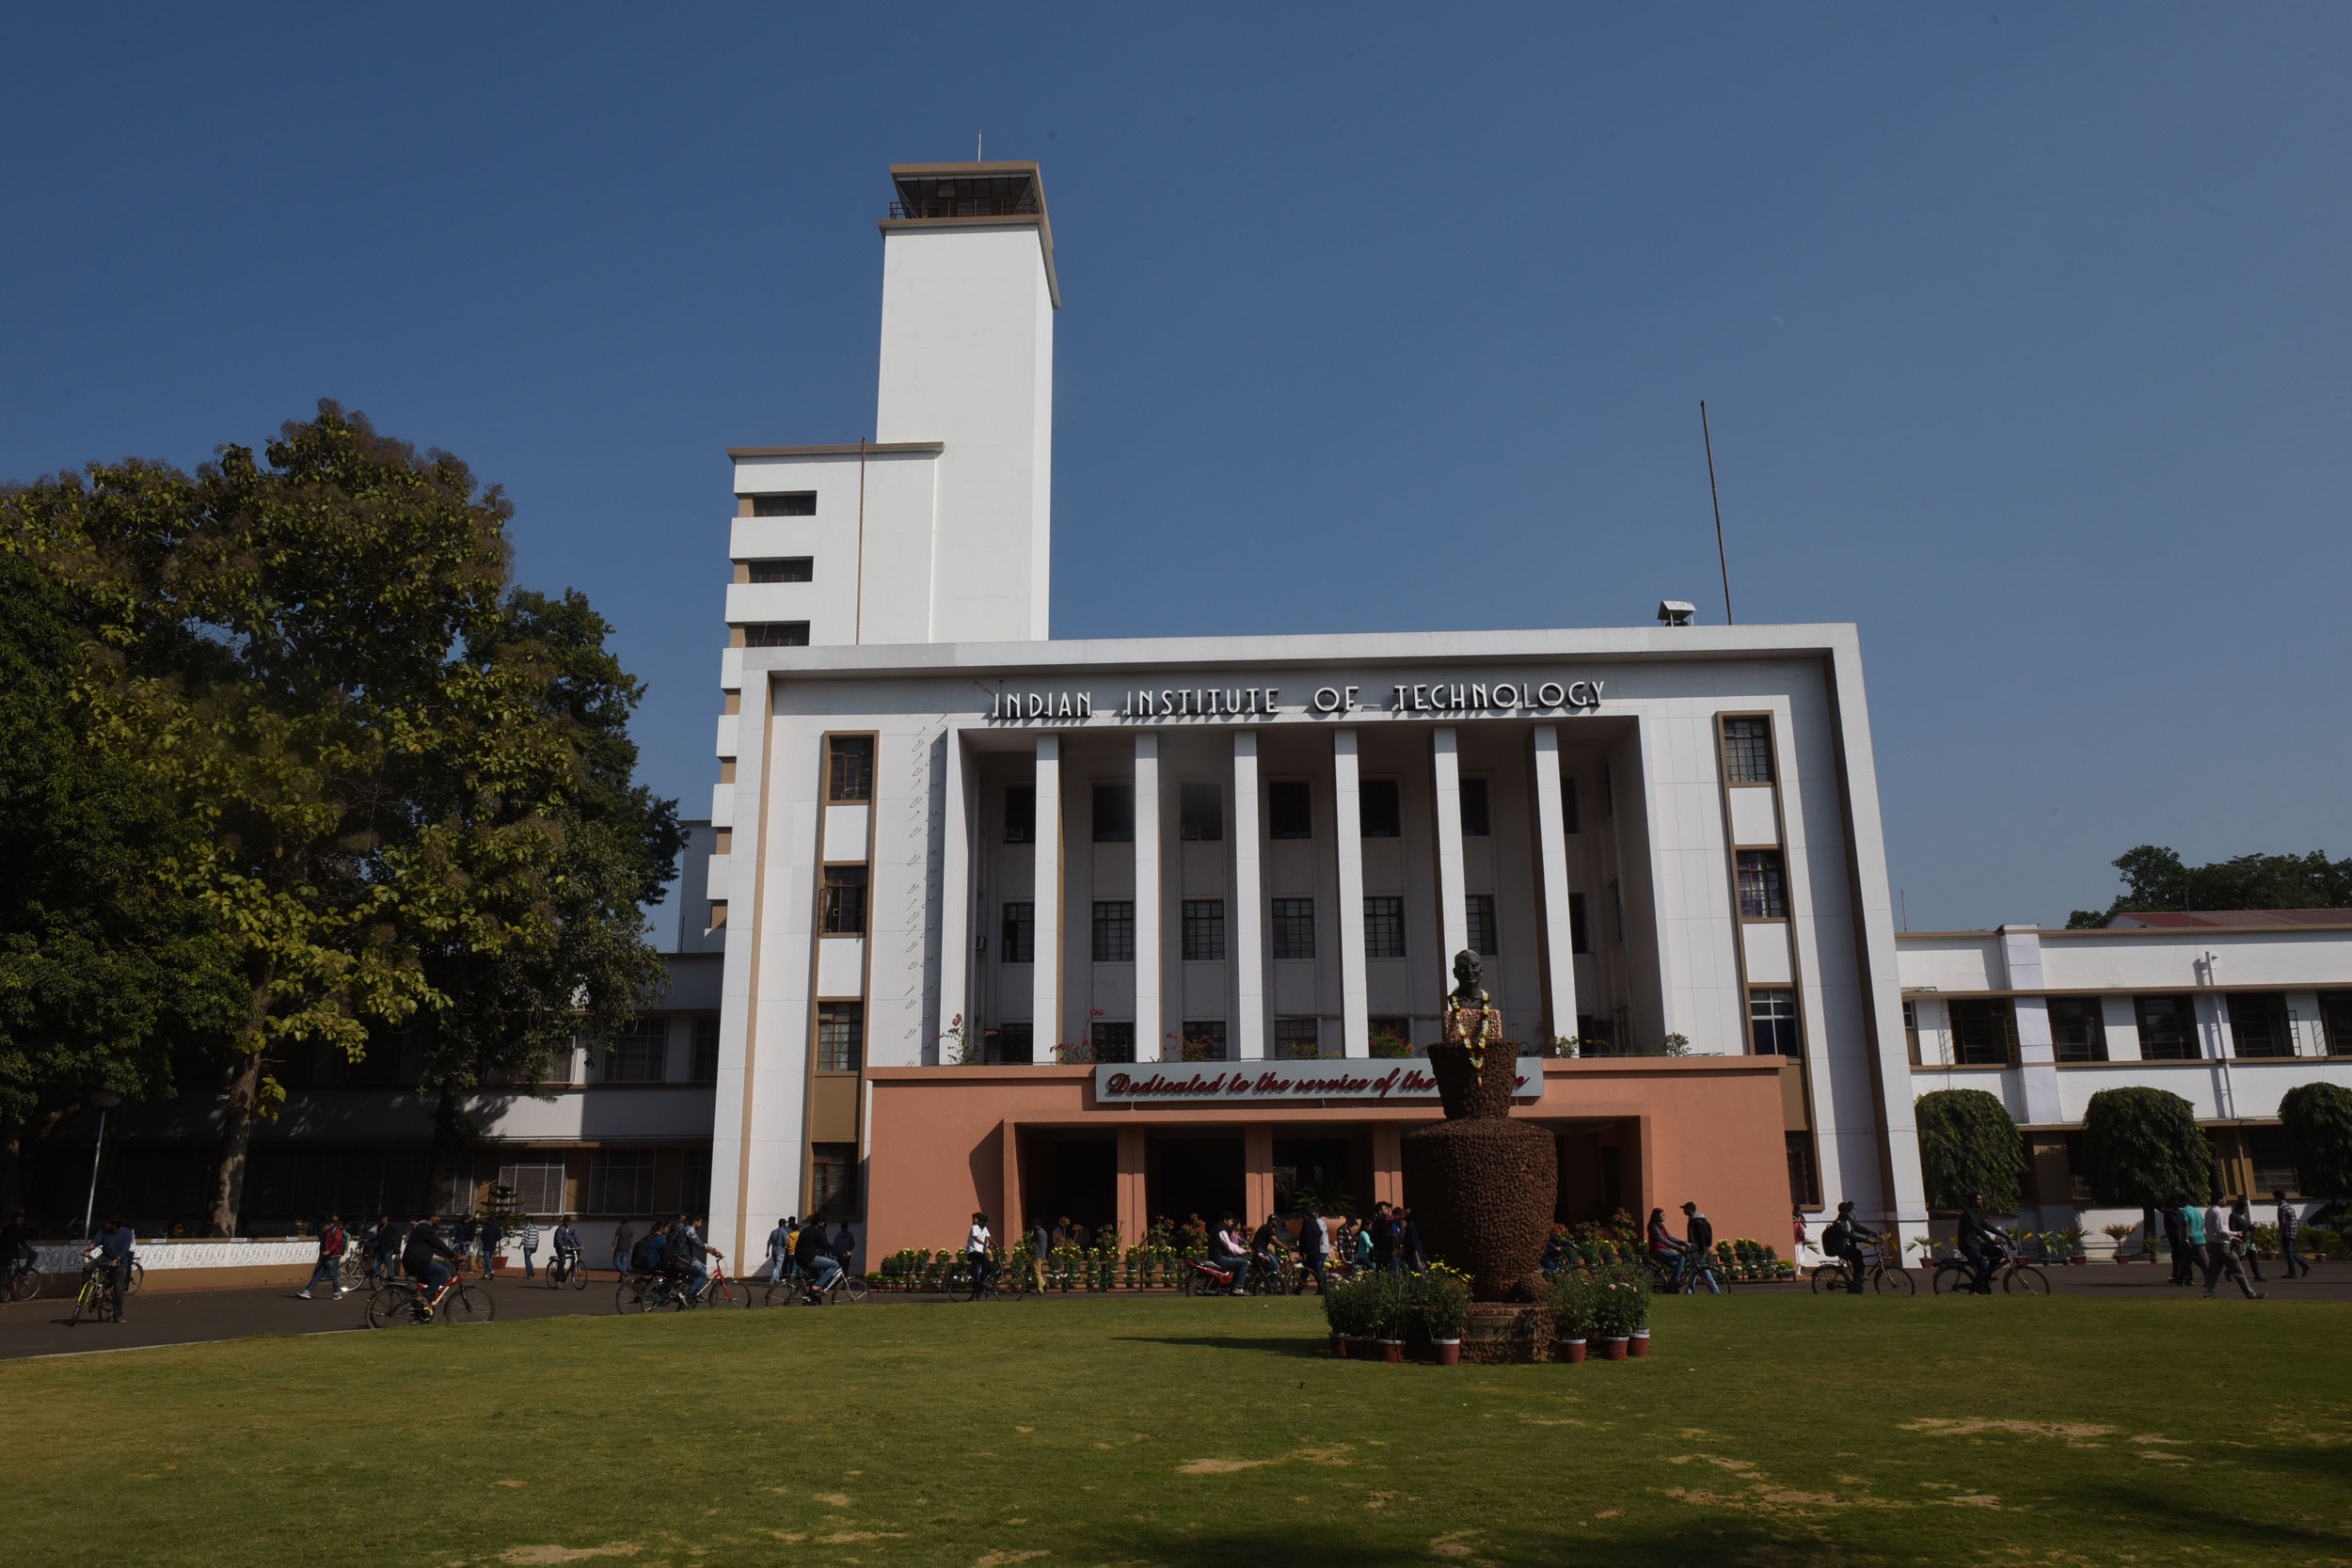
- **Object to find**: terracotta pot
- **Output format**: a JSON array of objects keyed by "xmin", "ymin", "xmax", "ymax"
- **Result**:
[
  {"xmin": 1379, "ymin": 1338, "xmax": 1405, "ymax": 1364},
  {"xmin": 1330, "ymin": 1333, "xmax": 1346, "ymax": 1358},
  {"xmin": 1598, "ymin": 1336, "xmax": 1629, "ymax": 1361},
  {"xmin": 1629, "ymin": 1330, "xmax": 1650, "ymax": 1358},
  {"xmin": 1431, "ymin": 1338, "xmax": 1462, "ymax": 1367},
  {"xmin": 1560, "ymin": 1338, "xmax": 1588, "ymax": 1364}
]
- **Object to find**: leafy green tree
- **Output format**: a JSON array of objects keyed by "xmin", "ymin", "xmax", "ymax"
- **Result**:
[
  {"xmin": 2278, "ymin": 1083, "xmax": 2352, "ymax": 1200},
  {"xmin": 6, "ymin": 403, "xmax": 676, "ymax": 1233},
  {"xmin": 2068, "ymin": 845, "xmax": 2352, "ymax": 927},
  {"xmin": 1915, "ymin": 1088, "xmax": 2026, "ymax": 1212},
  {"xmin": 2079, "ymin": 1087, "xmax": 2213, "ymax": 1212},
  {"xmin": 0, "ymin": 551, "xmax": 243, "ymax": 1216}
]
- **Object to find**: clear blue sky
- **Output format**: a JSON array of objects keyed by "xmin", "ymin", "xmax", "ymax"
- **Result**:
[{"xmin": 5, "ymin": 5, "xmax": 2345, "ymax": 931}]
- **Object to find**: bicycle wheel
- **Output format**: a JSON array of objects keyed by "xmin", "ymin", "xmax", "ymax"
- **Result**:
[
  {"xmin": 126, "ymin": 1259, "xmax": 146, "ymax": 1295},
  {"xmin": 442, "ymin": 1283, "xmax": 495, "ymax": 1323},
  {"xmin": 1809, "ymin": 1264, "xmax": 1849, "ymax": 1295},
  {"xmin": 69, "ymin": 1282, "xmax": 93, "ymax": 1326},
  {"xmin": 366, "ymin": 1286, "xmax": 423, "ymax": 1329},
  {"xmin": 762, "ymin": 1277, "xmax": 800, "ymax": 1308},
  {"xmin": 614, "ymin": 1278, "xmax": 646, "ymax": 1315},
  {"xmin": 568, "ymin": 1259, "xmax": 589, "ymax": 1291},
  {"xmin": 8, "ymin": 1266, "xmax": 41, "ymax": 1304},
  {"xmin": 2003, "ymin": 1265, "xmax": 2051, "ymax": 1296},
  {"xmin": 1873, "ymin": 1265, "xmax": 1917, "ymax": 1296},
  {"xmin": 1931, "ymin": 1264, "xmax": 1967, "ymax": 1295},
  {"xmin": 835, "ymin": 1275, "xmax": 870, "ymax": 1305}
]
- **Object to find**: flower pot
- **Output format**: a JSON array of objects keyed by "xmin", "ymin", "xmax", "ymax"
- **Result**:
[
  {"xmin": 1629, "ymin": 1330, "xmax": 1650, "ymax": 1358},
  {"xmin": 1598, "ymin": 1336, "xmax": 1629, "ymax": 1361},
  {"xmin": 1330, "ymin": 1333, "xmax": 1346, "ymax": 1358},
  {"xmin": 1431, "ymin": 1338, "xmax": 1462, "ymax": 1367},
  {"xmin": 1559, "ymin": 1338, "xmax": 1588, "ymax": 1364},
  {"xmin": 1379, "ymin": 1338, "xmax": 1405, "ymax": 1364}
]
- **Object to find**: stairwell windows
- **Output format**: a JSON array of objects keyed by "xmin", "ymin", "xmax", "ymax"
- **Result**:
[{"xmin": 1736, "ymin": 851, "xmax": 1788, "ymax": 920}]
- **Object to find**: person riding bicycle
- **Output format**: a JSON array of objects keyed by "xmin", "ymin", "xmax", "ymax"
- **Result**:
[
  {"xmin": 403, "ymin": 1213, "xmax": 460, "ymax": 1300},
  {"xmin": 671, "ymin": 1214, "xmax": 709, "ymax": 1297},
  {"xmin": 629, "ymin": 1218, "xmax": 671, "ymax": 1281},
  {"xmin": 1207, "ymin": 1213, "xmax": 1251, "ymax": 1294},
  {"xmin": 5, "ymin": 1209, "xmax": 37, "ymax": 1287},
  {"xmin": 795, "ymin": 1218, "xmax": 843, "ymax": 1299},
  {"xmin": 1645, "ymin": 1207, "xmax": 1686, "ymax": 1282},
  {"xmin": 1248, "ymin": 1212, "xmax": 1287, "ymax": 1292},
  {"xmin": 1824, "ymin": 1200, "xmax": 1882, "ymax": 1295},
  {"xmin": 1956, "ymin": 1194, "xmax": 2009, "ymax": 1295},
  {"xmin": 87, "ymin": 1215, "xmax": 136, "ymax": 1323},
  {"xmin": 965, "ymin": 1211, "xmax": 994, "ymax": 1295},
  {"xmin": 551, "ymin": 1215, "xmax": 580, "ymax": 1281}
]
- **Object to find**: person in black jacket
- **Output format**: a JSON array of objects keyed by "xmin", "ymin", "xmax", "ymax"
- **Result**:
[
  {"xmin": 794, "ymin": 1219, "xmax": 841, "ymax": 1297},
  {"xmin": 1824, "ymin": 1200, "xmax": 1882, "ymax": 1294},
  {"xmin": 1295, "ymin": 1208, "xmax": 1328, "ymax": 1295},
  {"xmin": 403, "ymin": 1214, "xmax": 461, "ymax": 1298},
  {"xmin": 1956, "ymin": 1196, "xmax": 2009, "ymax": 1294},
  {"xmin": 2162, "ymin": 1200, "xmax": 2192, "ymax": 1286},
  {"xmin": 1369, "ymin": 1201, "xmax": 1398, "ymax": 1275}
]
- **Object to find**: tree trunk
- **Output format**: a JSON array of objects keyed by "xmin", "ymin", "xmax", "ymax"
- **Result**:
[{"xmin": 207, "ymin": 971, "xmax": 276, "ymax": 1238}]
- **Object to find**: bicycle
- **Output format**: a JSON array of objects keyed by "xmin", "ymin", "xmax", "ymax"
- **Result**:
[
  {"xmin": 8, "ymin": 1254, "xmax": 45, "ymax": 1304},
  {"xmin": 546, "ymin": 1247, "xmax": 589, "ymax": 1291},
  {"xmin": 691, "ymin": 1258, "xmax": 751, "ymax": 1308},
  {"xmin": 769, "ymin": 1264, "xmax": 873, "ymax": 1307},
  {"xmin": 1931, "ymin": 1240, "xmax": 2049, "ymax": 1296},
  {"xmin": 365, "ymin": 1270, "xmax": 497, "ymax": 1327},
  {"xmin": 69, "ymin": 1259, "xmax": 121, "ymax": 1325},
  {"xmin": 951, "ymin": 1255, "xmax": 1027, "ymax": 1303},
  {"xmin": 1809, "ymin": 1245, "xmax": 1916, "ymax": 1296},
  {"xmin": 1648, "ymin": 1249, "xmax": 1731, "ymax": 1294},
  {"xmin": 616, "ymin": 1271, "xmax": 689, "ymax": 1313}
]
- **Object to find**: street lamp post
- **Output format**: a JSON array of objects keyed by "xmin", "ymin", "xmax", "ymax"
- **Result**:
[{"xmin": 81, "ymin": 1090, "xmax": 122, "ymax": 1241}]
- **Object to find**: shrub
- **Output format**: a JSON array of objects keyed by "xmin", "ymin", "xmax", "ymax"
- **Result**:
[
  {"xmin": 2280, "ymin": 1083, "xmax": 2352, "ymax": 1199},
  {"xmin": 1915, "ymin": 1087, "xmax": 2026, "ymax": 1212},
  {"xmin": 2079, "ymin": 1086, "xmax": 2214, "ymax": 1208},
  {"xmin": 1418, "ymin": 1267, "xmax": 1470, "ymax": 1339},
  {"xmin": 1545, "ymin": 1269, "xmax": 1597, "ymax": 1340},
  {"xmin": 1590, "ymin": 1266, "xmax": 1648, "ymax": 1337}
]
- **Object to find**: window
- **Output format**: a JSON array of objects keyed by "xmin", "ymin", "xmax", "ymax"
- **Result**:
[
  {"xmin": 680, "ymin": 1148, "xmax": 712, "ymax": 1215},
  {"xmin": 2248, "ymin": 1126, "xmax": 2298, "ymax": 1195},
  {"xmin": 747, "ymin": 557, "xmax": 813, "ymax": 583},
  {"xmin": 1090, "ymin": 1021, "xmax": 1136, "ymax": 1063},
  {"xmin": 827, "ymin": 736, "xmax": 873, "ymax": 801},
  {"xmin": 1359, "ymin": 779, "xmax": 1401, "ymax": 838},
  {"xmin": 1091, "ymin": 783, "xmax": 1134, "ymax": 843},
  {"xmin": 2134, "ymin": 994, "xmax": 2200, "ymax": 1061},
  {"xmin": 1560, "ymin": 775, "xmax": 1580, "ymax": 834},
  {"xmin": 1736, "ymin": 850, "xmax": 1788, "ymax": 919},
  {"xmin": 750, "ymin": 491, "xmax": 817, "ymax": 516},
  {"xmin": 817, "ymin": 1002, "xmax": 863, "ymax": 1072},
  {"xmin": 587, "ymin": 1151, "xmax": 655, "ymax": 1214},
  {"xmin": 2227, "ymin": 992, "xmax": 2292, "ymax": 1059},
  {"xmin": 1466, "ymin": 894, "xmax": 1499, "ymax": 956},
  {"xmin": 1003, "ymin": 784, "xmax": 1035, "ymax": 844},
  {"xmin": 1946, "ymin": 998, "xmax": 2017, "ymax": 1067},
  {"xmin": 1180, "ymin": 782, "xmax": 1223, "ymax": 842},
  {"xmin": 999, "ymin": 902, "xmax": 1034, "ymax": 964},
  {"xmin": 2323, "ymin": 992, "xmax": 2352, "ymax": 1056},
  {"xmin": 1749, "ymin": 989, "xmax": 1801, "ymax": 1056},
  {"xmin": 1092, "ymin": 901, "xmax": 1135, "ymax": 962},
  {"xmin": 690, "ymin": 1016, "xmax": 721, "ymax": 1083},
  {"xmin": 1181, "ymin": 899, "xmax": 1226, "ymax": 961},
  {"xmin": 809, "ymin": 1144, "xmax": 857, "ymax": 1219},
  {"xmin": 1369, "ymin": 1016, "xmax": 1412, "ymax": 1054},
  {"xmin": 1268, "ymin": 780, "xmax": 1312, "ymax": 840},
  {"xmin": 1364, "ymin": 896, "xmax": 1406, "ymax": 959},
  {"xmin": 1568, "ymin": 892, "xmax": 1590, "ymax": 955},
  {"xmin": 1458, "ymin": 778, "xmax": 1491, "ymax": 836},
  {"xmin": 994, "ymin": 1022, "xmax": 1033, "ymax": 1065},
  {"xmin": 1903, "ymin": 1000, "xmax": 1920, "ymax": 1067},
  {"xmin": 1275, "ymin": 1018, "xmax": 1322, "ymax": 1060},
  {"xmin": 498, "ymin": 1162, "xmax": 566, "ymax": 1216},
  {"xmin": 1271, "ymin": 898, "xmax": 1315, "ymax": 960},
  {"xmin": 607, "ymin": 1022, "xmax": 667, "ymax": 1084},
  {"xmin": 820, "ymin": 865, "xmax": 868, "ymax": 934},
  {"xmin": 1722, "ymin": 717, "xmax": 1775, "ymax": 784},
  {"xmin": 2062, "ymin": 1133, "xmax": 2095, "ymax": 1204},
  {"xmin": 744, "ymin": 622, "xmax": 809, "ymax": 647},
  {"xmin": 1786, "ymin": 1132, "xmax": 1821, "ymax": 1209},
  {"xmin": 1182, "ymin": 1021, "xmax": 1228, "ymax": 1061},
  {"xmin": 2048, "ymin": 997, "xmax": 2107, "ymax": 1063}
]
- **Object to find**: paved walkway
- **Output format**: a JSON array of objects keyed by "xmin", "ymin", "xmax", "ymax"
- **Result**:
[{"xmin": 5, "ymin": 1260, "xmax": 2344, "ymax": 1360}]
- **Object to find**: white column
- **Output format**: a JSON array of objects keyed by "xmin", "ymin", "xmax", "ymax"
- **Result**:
[
  {"xmin": 2000, "ymin": 925, "xmax": 2065, "ymax": 1127},
  {"xmin": 1430, "ymin": 726, "xmax": 1470, "ymax": 963},
  {"xmin": 1530, "ymin": 724, "xmax": 1580, "ymax": 1045},
  {"xmin": 1232, "ymin": 731, "xmax": 1265, "ymax": 1061},
  {"xmin": 1333, "ymin": 728, "xmax": 1369, "ymax": 1060},
  {"xmin": 936, "ymin": 728, "xmax": 971, "ymax": 1063},
  {"xmin": 1032, "ymin": 736, "xmax": 1063, "ymax": 1055},
  {"xmin": 1134, "ymin": 732, "xmax": 1163, "ymax": 1062}
]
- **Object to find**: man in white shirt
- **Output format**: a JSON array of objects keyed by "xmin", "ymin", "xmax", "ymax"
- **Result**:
[
  {"xmin": 966, "ymin": 1212, "xmax": 994, "ymax": 1294},
  {"xmin": 2201, "ymin": 1199, "xmax": 2265, "ymax": 1301}
]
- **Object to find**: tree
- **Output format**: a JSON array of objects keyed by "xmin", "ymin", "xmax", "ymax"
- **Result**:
[
  {"xmin": 2067, "ymin": 845, "xmax": 2352, "ymax": 927},
  {"xmin": 2078, "ymin": 1087, "xmax": 2213, "ymax": 1210},
  {"xmin": 2278, "ymin": 1083, "xmax": 2352, "ymax": 1200},
  {"xmin": 0, "ymin": 551, "xmax": 242, "ymax": 1217},
  {"xmin": 6, "ymin": 402, "xmax": 675, "ymax": 1233},
  {"xmin": 1915, "ymin": 1088, "xmax": 2026, "ymax": 1212}
]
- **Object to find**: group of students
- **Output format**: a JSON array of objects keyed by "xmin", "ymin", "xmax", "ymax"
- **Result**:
[
  {"xmin": 608, "ymin": 1216, "xmax": 727, "ymax": 1297},
  {"xmin": 758, "ymin": 1215, "xmax": 858, "ymax": 1297},
  {"xmin": 2163, "ymin": 1192, "xmax": 2292, "ymax": 1300}
]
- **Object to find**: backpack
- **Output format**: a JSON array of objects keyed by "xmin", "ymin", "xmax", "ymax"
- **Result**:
[
  {"xmin": 1822, "ymin": 1219, "xmax": 1850, "ymax": 1255},
  {"xmin": 629, "ymin": 1234, "xmax": 660, "ymax": 1272}
]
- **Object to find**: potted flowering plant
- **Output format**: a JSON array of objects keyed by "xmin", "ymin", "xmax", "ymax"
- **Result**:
[
  {"xmin": 1546, "ymin": 1269, "xmax": 1595, "ymax": 1362},
  {"xmin": 1591, "ymin": 1268, "xmax": 1643, "ymax": 1358},
  {"xmin": 1420, "ymin": 1267, "xmax": 1470, "ymax": 1365}
]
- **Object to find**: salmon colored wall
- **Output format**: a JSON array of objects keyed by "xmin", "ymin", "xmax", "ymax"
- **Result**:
[{"xmin": 862, "ymin": 1058, "xmax": 1790, "ymax": 1264}]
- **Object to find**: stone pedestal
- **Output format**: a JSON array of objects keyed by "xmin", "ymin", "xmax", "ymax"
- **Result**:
[{"xmin": 1400, "ymin": 1040, "xmax": 1555, "ymax": 1303}]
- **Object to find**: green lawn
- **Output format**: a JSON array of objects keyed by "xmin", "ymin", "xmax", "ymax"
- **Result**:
[{"xmin": 3, "ymin": 1292, "xmax": 2345, "ymax": 1565}]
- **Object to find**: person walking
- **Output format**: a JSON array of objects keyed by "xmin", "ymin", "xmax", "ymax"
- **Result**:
[
  {"xmin": 479, "ymin": 1213, "xmax": 503, "ymax": 1279},
  {"xmin": 297, "ymin": 1213, "xmax": 349, "ymax": 1300},
  {"xmin": 1680, "ymin": 1201, "xmax": 1720, "ymax": 1293},
  {"xmin": 765, "ymin": 1216, "xmax": 793, "ymax": 1285},
  {"xmin": 1394, "ymin": 1208, "xmax": 1427, "ymax": 1273},
  {"xmin": 1368, "ymin": 1201, "xmax": 1398, "ymax": 1275},
  {"xmin": 611, "ymin": 1220, "xmax": 634, "ymax": 1277},
  {"xmin": 2162, "ymin": 1200, "xmax": 2193, "ymax": 1286},
  {"xmin": 2276, "ymin": 1191, "xmax": 2311, "ymax": 1279},
  {"xmin": 519, "ymin": 1219, "xmax": 541, "ymax": 1281},
  {"xmin": 1353, "ymin": 1216, "xmax": 1375, "ymax": 1274},
  {"xmin": 1295, "ymin": 1207, "xmax": 1328, "ymax": 1295},
  {"xmin": 368, "ymin": 1214, "xmax": 400, "ymax": 1288},
  {"xmin": 2227, "ymin": 1198, "xmax": 2265, "ymax": 1285},
  {"xmin": 2201, "ymin": 1196, "xmax": 2265, "ymax": 1300},
  {"xmin": 1028, "ymin": 1216, "xmax": 1051, "ymax": 1291}
]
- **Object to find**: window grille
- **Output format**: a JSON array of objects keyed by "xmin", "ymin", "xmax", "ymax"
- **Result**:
[
  {"xmin": 1181, "ymin": 899, "xmax": 1226, "ymax": 961},
  {"xmin": 1268, "ymin": 781, "xmax": 1312, "ymax": 840},
  {"xmin": 1736, "ymin": 851, "xmax": 1788, "ymax": 919},
  {"xmin": 743, "ymin": 622, "xmax": 808, "ymax": 647},
  {"xmin": 749, "ymin": 492, "xmax": 816, "ymax": 516},
  {"xmin": 1274, "ymin": 1018, "xmax": 1322, "ymax": 1060},
  {"xmin": 1458, "ymin": 778, "xmax": 1491, "ymax": 836},
  {"xmin": 1180, "ymin": 782, "xmax": 1223, "ymax": 841},
  {"xmin": 587, "ymin": 1152, "xmax": 655, "ymax": 1214},
  {"xmin": 608, "ymin": 1023, "xmax": 667, "ymax": 1084},
  {"xmin": 999, "ymin": 902, "xmax": 1034, "ymax": 964},
  {"xmin": 1749, "ymin": 990, "xmax": 1800, "ymax": 1057},
  {"xmin": 1363, "ymin": 896, "xmax": 1406, "ymax": 959},
  {"xmin": 1271, "ymin": 898, "xmax": 1315, "ymax": 960},
  {"xmin": 1092, "ymin": 901, "xmax": 1135, "ymax": 962},
  {"xmin": 1003, "ymin": 785, "xmax": 1035, "ymax": 844},
  {"xmin": 1091, "ymin": 784, "xmax": 1134, "ymax": 843},
  {"xmin": 820, "ymin": 865, "xmax": 868, "ymax": 934},
  {"xmin": 498, "ymin": 1162, "xmax": 567, "ymax": 1216},
  {"xmin": 1359, "ymin": 779, "xmax": 1401, "ymax": 838},
  {"xmin": 817, "ymin": 1003, "xmax": 864, "ymax": 1072},
  {"xmin": 827, "ymin": 736, "xmax": 874, "ymax": 800},
  {"xmin": 1466, "ymin": 894, "xmax": 1499, "ymax": 956},
  {"xmin": 1722, "ymin": 717, "xmax": 1775, "ymax": 784}
]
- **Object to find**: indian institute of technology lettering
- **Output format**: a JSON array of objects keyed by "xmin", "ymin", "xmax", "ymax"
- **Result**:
[{"xmin": 986, "ymin": 678, "xmax": 1607, "ymax": 723}]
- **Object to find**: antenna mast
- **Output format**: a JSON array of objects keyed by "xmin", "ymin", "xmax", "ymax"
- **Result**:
[{"xmin": 1701, "ymin": 400, "xmax": 1733, "ymax": 626}]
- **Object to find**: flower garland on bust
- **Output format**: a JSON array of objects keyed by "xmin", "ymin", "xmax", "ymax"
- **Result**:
[{"xmin": 1440, "ymin": 993, "xmax": 1504, "ymax": 1081}]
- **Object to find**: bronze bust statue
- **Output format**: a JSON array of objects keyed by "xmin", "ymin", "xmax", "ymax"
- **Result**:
[{"xmin": 1440, "ymin": 948, "xmax": 1502, "ymax": 1076}]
